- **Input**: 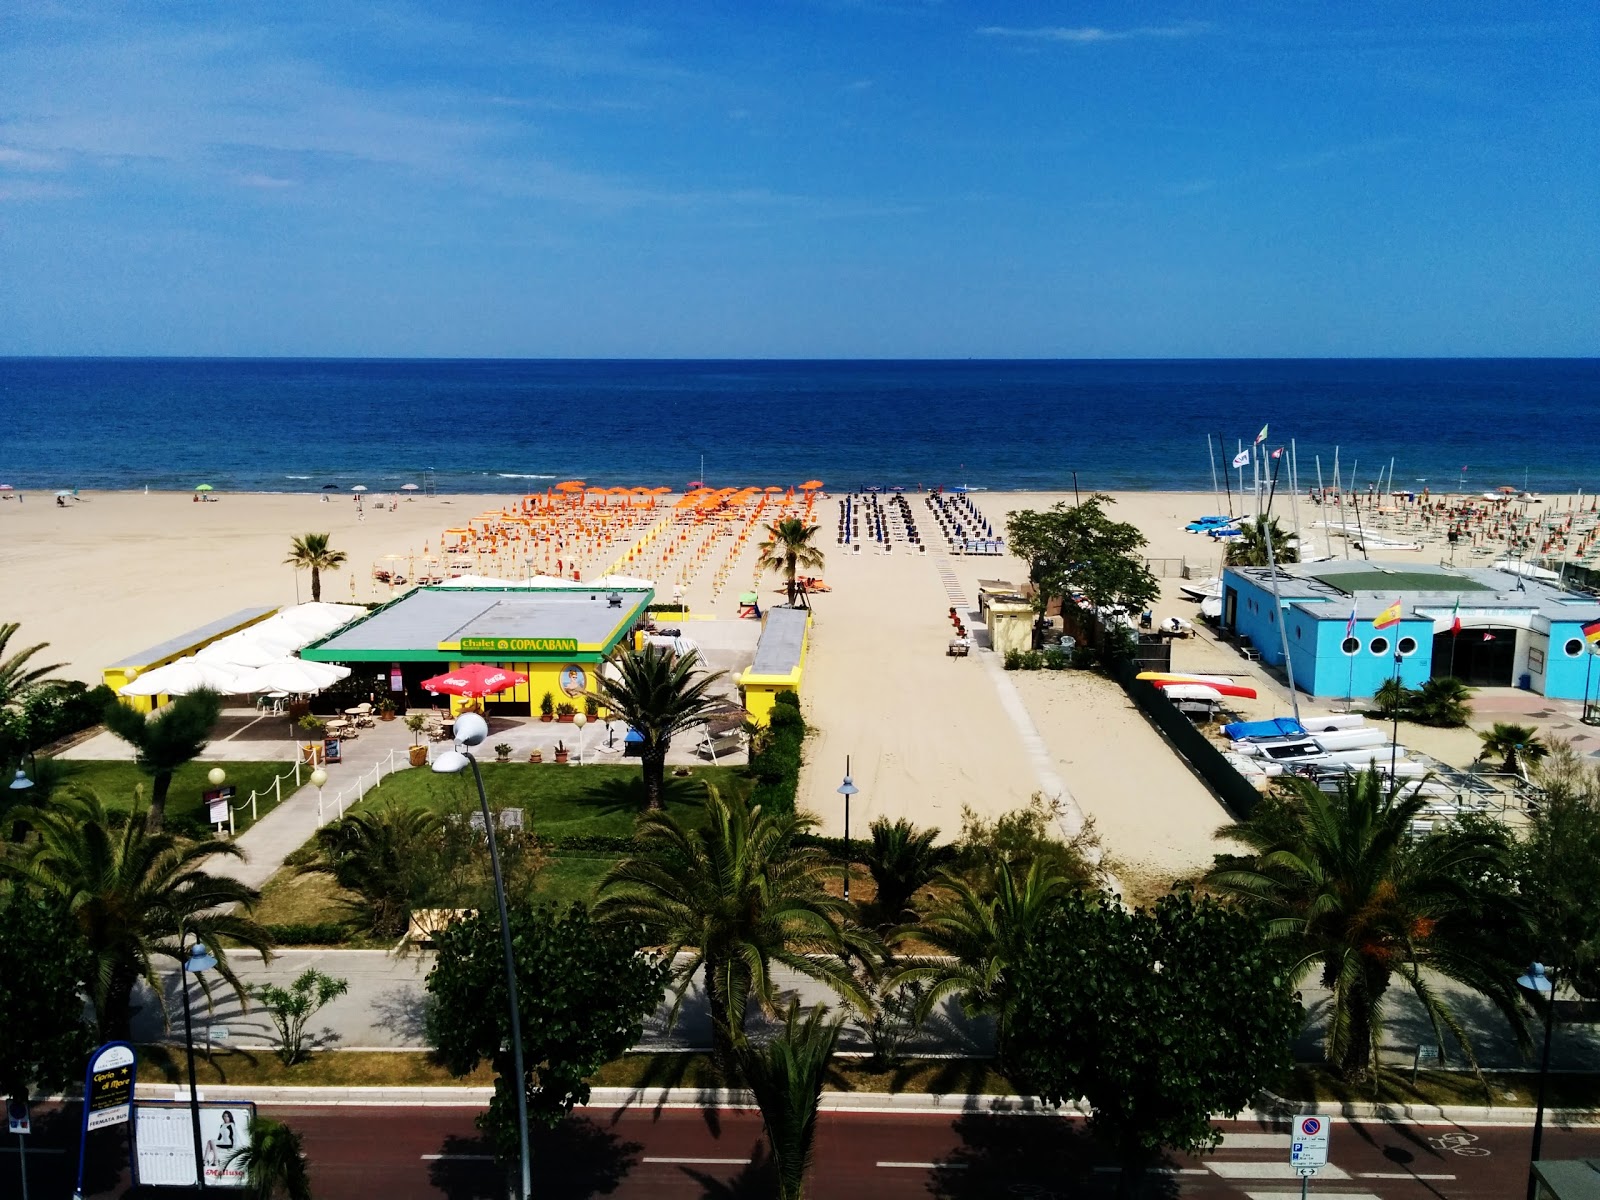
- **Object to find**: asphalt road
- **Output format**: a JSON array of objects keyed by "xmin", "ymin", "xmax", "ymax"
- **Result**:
[{"xmin": 17, "ymin": 1103, "xmax": 1600, "ymax": 1199}]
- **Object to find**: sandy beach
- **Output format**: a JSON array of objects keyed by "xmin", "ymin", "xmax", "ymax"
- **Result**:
[{"xmin": 2, "ymin": 484, "xmax": 1576, "ymax": 883}]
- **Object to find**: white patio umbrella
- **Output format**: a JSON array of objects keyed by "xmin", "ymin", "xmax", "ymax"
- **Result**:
[
  {"xmin": 195, "ymin": 635, "xmax": 285, "ymax": 669},
  {"xmin": 234, "ymin": 658, "xmax": 351, "ymax": 694},
  {"xmin": 117, "ymin": 657, "xmax": 249, "ymax": 697}
]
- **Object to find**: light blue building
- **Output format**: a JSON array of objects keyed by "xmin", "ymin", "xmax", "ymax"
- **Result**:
[{"xmin": 1221, "ymin": 560, "xmax": 1600, "ymax": 701}]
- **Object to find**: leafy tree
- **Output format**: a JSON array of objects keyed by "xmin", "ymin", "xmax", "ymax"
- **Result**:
[
  {"xmin": 597, "ymin": 786, "xmax": 875, "ymax": 1075},
  {"xmin": 757, "ymin": 517, "xmax": 826, "ymax": 607},
  {"xmin": 1005, "ymin": 495, "xmax": 1158, "ymax": 647},
  {"xmin": 1224, "ymin": 515, "xmax": 1299, "ymax": 567},
  {"xmin": 1518, "ymin": 741, "xmax": 1600, "ymax": 998},
  {"xmin": 736, "ymin": 1001, "xmax": 846, "ymax": 1200},
  {"xmin": 7, "ymin": 789, "xmax": 273, "ymax": 1041},
  {"xmin": 283, "ymin": 533, "xmax": 347, "ymax": 603},
  {"xmin": 250, "ymin": 969, "xmax": 349, "ymax": 1066},
  {"xmin": 592, "ymin": 645, "xmax": 725, "ymax": 810},
  {"xmin": 425, "ymin": 902, "xmax": 669, "ymax": 1162},
  {"xmin": 952, "ymin": 794, "xmax": 1101, "ymax": 892},
  {"xmin": 0, "ymin": 888, "xmax": 94, "ymax": 1101},
  {"xmin": 102, "ymin": 688, "xmax": 223, "ymax": 832},
  {"xmin": 862, "ymin": 818, "xmax": 953, "ymax": 924},
  {"xmin": 889, "ymin": 857, "xmax": 1079, "ymax": 1056},
  {"xmin": 1478, "ymin": 722, "xmax": 1548, "ymax": 775},
  {"xmin": 1207, "ymin": 767, "xmax": 1527, "ymax": 1081},
  {"xmin": 223, "ymin": 1115, "xmax": 312, "ymax": 1200},
  {"xmin": 1008, "ymin": 890, "xmax": 1301, "ymax": 1196},
  {"xmin": 0, "ymin": 621, "xmax": 68, "ymax": 725}
]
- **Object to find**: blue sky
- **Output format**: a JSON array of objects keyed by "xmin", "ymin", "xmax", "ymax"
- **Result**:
[{"xmin": 1, "ymin": 2, "xmax": 1596, "ymax": 357}]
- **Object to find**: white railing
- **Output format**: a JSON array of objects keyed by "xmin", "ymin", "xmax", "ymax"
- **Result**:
[
  {"xmin": 313, "ymin": 747, "xmax": 406, "ymax": 826},
  {"xmin": 227, "ymin": 760, "xmax": 303, "ymax": 835}
]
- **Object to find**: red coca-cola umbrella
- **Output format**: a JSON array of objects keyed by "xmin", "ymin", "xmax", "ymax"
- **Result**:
[{"xmin": 420, "ymin": 664, "xmax": 529, "ymax": 697}]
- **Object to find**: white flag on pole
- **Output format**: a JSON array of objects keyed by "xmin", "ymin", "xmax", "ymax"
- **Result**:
[{"xmin": 1231, "ymin": 449, "xmax": 1250, "ymax": 468}]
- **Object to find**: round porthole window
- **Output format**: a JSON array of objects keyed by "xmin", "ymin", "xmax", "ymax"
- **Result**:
[
  {"xmin": 1566, "ymin": 638, "xmax": 1585, "ymax": 657},
  {"xmin": 1369, "ymin": 636, "xmax": 1389, "ymax": 656},
  {"xmin": 1341, "ymin": 637, "xmax": 1360, "ymax": 655},
  {"xmin": 1398, "ymin": 637, "xmax": 1417, "ymax": 655}
]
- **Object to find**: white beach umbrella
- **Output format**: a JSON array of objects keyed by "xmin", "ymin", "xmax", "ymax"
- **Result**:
[
  {"xmin": 117, "ymin": 657, "xmax": 248, "ymax": 697},
  {"xmin": 234, "ymin": 658, "xmax": 351, "ymax": 694},
  {"xmin": 352, "ymin": 485, "xmax": 368, "ymax": 493},
  {"xmin": 195, "ymin": 636, "xmax": 284, "ymax": 669}
]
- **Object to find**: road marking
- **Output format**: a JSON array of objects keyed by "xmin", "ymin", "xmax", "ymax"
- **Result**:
[
  {"xmin": 876, "ymin": 1161, "xmax": 967, "ymax": 1169},
  {"xmin": 1218, "ymin": 1133, "xmax": 1290, "ymax": 1148},
  {"xmin": 1246, "ymin": 1193, "xmax": 1380, "ymax": 1200},
  {"xmin": 644, "ymin": 1157, "xmax": 752, "ymax": 1166},
  {"xmin": 0, "ymin": 1146, "xmax": 66, "ymax": 1155},
  {"xmin": 1092, "ymin": 1166, "xmax": 1209, "ymax": 1175},
  {"xmin": 1357, "ymin": 1172, "xmax": 1457, "ymax": 1180},
  {"xmin": 419, "ymin": 1153, "xmax": 495, "ymax": 1161},
  {"xmin": 1209, "ymin": 1161, "xmax": 1350, "ymax": 1180}
]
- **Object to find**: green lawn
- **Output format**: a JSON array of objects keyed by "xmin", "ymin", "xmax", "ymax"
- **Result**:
[
  {"xmin": 46, "ymin": 759, "xmax": 297, "ymax": 834},
  {"xmin": 365, "ymin": 761, "xmax": 750, "ymax": 840}
]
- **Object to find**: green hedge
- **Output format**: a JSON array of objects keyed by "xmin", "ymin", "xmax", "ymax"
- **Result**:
[
  {"xmin": 749, "ymin": 692, "xmax": 805, "ymax": 815},
  {"xmin": 646, "ymin": 603, "xmax": 688, "ymax": 614},
  {"xmin": 264, "ymin": 922, "xmax": 350, "ymax": 946},
  {"xmin": 1, "ymin": 682, "xmax": 117, "ymax": 762}
]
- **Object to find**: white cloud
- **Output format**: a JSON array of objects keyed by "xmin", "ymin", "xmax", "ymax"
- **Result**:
[
  {"xmin": 977, "ymin": 23, "xmax": 1207, "ymax": 44},
  {"xmin": 235, "ymin": 172, "xmax": 296, "ymax": 189},
  {"xmin": 0, "ymin": 145, "xmax": 63, "ymax": 171}
]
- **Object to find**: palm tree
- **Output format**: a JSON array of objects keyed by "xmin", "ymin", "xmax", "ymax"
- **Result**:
[
  {"xmin": 862, "ymin": 818, "xmax": 953, "ymax": 925},
  {"xmin": 308, "ymin": 800, "xmax": 443, "ymax": 937},
  {"xmin": 596, "ymin": 786, "xmax": 876, "ymax": 1074},
  {"xmin": 223, "ymin": 1116, "xmax": 312, "ymax": 1200},
  {"xmin": 1478, "ymin": 722, "xmax": 1548, "ymax": 776},
  {"xmin": 592, "ymin": 645, "xmax": 725, "ymax": 811},
  {"xmin": 284, "ymin": 533, "xmax": 347, "ymax": 603},
  {"xmin": 1224, "ymin": 516, "xmax": 1298, "ymax": 567},
  {"xmin": 102, "ymin": 689, "xmax": 223, "ymax": 832},
  {"xmin": 7, "ymin": 788, "xmax": 273, "ymax": 1041},
  {"xmin": 736, "ymin": 1001, "xmax": 846, "ymax": 1200},
  {"xmin": 1, "ymin": 622, "xmax": 68, "ymax": 768},
  {"xmin": 888, "ymin": 857, "xmax": 1078, "ymax": 1054},
  {"xmin": 1409, "ymin": 676, "xmax": 1473, "ymax": 728},
  {"xmin": 1206, "ymin": 767, "xmax": 1527, "ymax": 1081},
  {"xmin": 757, "ymin": 517, "xmax": 826, "ymax": 607}
]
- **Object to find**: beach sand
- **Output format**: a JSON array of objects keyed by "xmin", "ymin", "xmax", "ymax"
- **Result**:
[{"xmin": 1, "ymin": 485, "xmax": 1567, "ymax": 882}]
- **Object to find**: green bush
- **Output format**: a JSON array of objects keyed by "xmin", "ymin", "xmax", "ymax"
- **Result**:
[
  {"xmin": 1, "ymin": 682, "xmax": 117, "ymax": 761},
  {"xmin": 264, "ymin": 922, "xmax": 351, "ymax": 946},
  {"xmin": 1042, "ymin": 647, "xmax": 1071, "ymax": 670},
  {"xmin": 646, "ymin": 603, "xmax": 687, "ymax": 614},
  {"xmin": 1003, "ymin": 649, "xmax": 1024, "ymax": 671},
  {"xmin": 750, "ymin": 692, "xmax": 806, "ymax": 815},
  {"xmin": 1003, "ymin": 649, "xmax": 1048, "ymax": 671}
]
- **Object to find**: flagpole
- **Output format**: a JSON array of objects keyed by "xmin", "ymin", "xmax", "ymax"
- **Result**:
[
  {"xmin": 1222, "ymin": 434, "xmax": 1235, "ymax": 518},
  {"xmin": 1586, "ymin": 644, "xmax": 1596, "ymax": 725},
  {"xmin": 1289, "ymin": 439, "xmax": 1303, "ymax": 559},
  {"xmin": 1346, "ymin": 612, "xmax": 1357, "ymax": 714},
  {"xmin": 1388, "ymin": 605, "xmax": 1403, "ymax": 797},
  {"xmin": 1260, "ymin": 449, "xmax": 1302, "ymax": 727},
  {"xmin": 1207, "ymin": 435, "xmax": 1221, "ymax": 516},
  {"xmin": 1334, "ymin": 447, "xmax": 1350, "ymax": 560}
]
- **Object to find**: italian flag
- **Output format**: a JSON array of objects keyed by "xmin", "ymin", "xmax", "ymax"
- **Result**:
[{"xmin": 1449, "ymin": 597, "xmax": 1461, "ymax": 636}]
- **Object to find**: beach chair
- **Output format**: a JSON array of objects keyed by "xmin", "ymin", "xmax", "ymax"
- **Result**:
[{"xmin": 697, "ymin": 729, "xmax": 746, "ymax": 762}]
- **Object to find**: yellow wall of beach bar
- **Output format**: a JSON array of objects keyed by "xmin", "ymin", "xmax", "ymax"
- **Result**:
[
  {"xmin": 104, "ymin": 606, "xmax": 280, "ymax": 713},
  {"xmin": 738, "ymin": 608, "xmax": 812, "ymax": 727}
]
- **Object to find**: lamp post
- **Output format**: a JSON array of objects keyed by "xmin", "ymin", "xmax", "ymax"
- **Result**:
[
  {"xmin": 1519, "ymin": 961, "xmax": 1556, "ymax": 1200},
  {"xmin": 432, "ymin": 712, "xmax": 531, "ymax": 1200},
  {"xmin": 573, "ymin": 712, "xmax": 587, "ymax": 766},
  {"xmin": 10, "ymin": 768, "xmax": 34, "ymax": 793},
  {"xmin": 181, "ymin": 940, "xmax": 217, "ymax": 1192},
  {"xmin": 310, "ymin": 767, "xmax": 327, "ymax": 823},
  {"xmin": 836, "ymin": 757, "xmax": 858, "ymax": 902}
]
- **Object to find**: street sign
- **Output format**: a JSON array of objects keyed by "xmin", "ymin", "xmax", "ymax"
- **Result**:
[
  {"xmin": 8, "ymin": 1098, "xmax": 29, "ymax": 1135},
  {"xmin": 84, "ymin": 1043, "xmax": 137, "ymax": 1131},
  {"xmin": 1290, "ymin": 1113, "xmax": 1330, "ymax": 1170}
]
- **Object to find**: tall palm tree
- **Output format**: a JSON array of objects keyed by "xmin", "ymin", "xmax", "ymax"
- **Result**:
[
  {"xmin": 737, "ymin": 1001, "xmax": 846, "ymax": 1200},
  {"xmin": 1206, "ymin": 767, "xmax": 1527, "ymax": 1081},
  {"xmin": 596, "ymin": 786, "xmax": 876, "ymax": 1074},
  {"xmin": 593, "ymin": 645, "xmax": 725, "ymax": 811},
  {"xmin": 862, "ymin": 818, "xmax": 953, "ymax": 925},
  {"xmin": 1224, "ymin": 516, "xmax": 1299, "ymax": 567},
  {"xmin": 7, "ymin": 788, "xmax": 273, "ymax": 1041},
  {"xmin": 757, "ymin": 517, "xmax": 826, "ymax": 607},
  {"xmin": 223, "ymin": 1116, "xmax": 312, "ymax": 1200},
  {"xmin": 888, "ymin": 857, "xmax": 1078, "ymax": 1054},
  {"xmin": 102, "ymin": 689, "xmax": 223, "ymax": 832},
  {"xmin": 284, "ymin": 533, "xmax": 347, "ymax": 603},
  {"xmin": 1478, "ymin": 722, "xmax": 1548, "ymax": 776}
]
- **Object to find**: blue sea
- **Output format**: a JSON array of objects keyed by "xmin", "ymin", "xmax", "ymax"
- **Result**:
[{"xmin": 2, "ymin": 358, "xmax": 1596, "ymax": 494}]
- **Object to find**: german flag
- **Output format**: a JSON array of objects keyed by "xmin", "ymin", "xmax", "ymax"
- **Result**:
[{"xmin": 1583, "ymin": 617, "xmax": 1600, "ymax": 644}]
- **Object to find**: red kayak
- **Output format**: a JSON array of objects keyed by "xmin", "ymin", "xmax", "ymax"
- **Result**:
[{"xmin": 1150, "ymin": 677, "xmax": 1257, "ymax": 700}]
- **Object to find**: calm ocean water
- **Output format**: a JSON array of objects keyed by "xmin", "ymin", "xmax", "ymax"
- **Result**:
[{"xmin": 2, "ymin": 358, "xmax": 1596, "ymax": 494}]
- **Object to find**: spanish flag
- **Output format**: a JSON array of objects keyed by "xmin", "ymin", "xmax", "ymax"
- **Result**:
[
  {"xmin": 1584, "ymin": 617, "xmax": 1600, "ymax": 644},
  {"xmin": 1373, "ymin": 599, "xmax": 1403, "ymax": 630}
]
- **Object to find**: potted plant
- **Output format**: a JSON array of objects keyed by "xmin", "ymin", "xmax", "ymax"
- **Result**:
[
  {"xmin": 553, "ymin": 741, "xmax": 569, "ymax": 765},
  {"xmin": 297, "ymin": 714, "xmax": 326, "ymax": 737},
  {"xmin": 584, "ymin": 695, "xmax": 600, "ymax": 720},
  {"xmin": 297, "ymin": 714, "xmax": 326, "ymax": 765},
  {"xmin": 556, "ymin": 702, "xmax": 576, "ymax": 724},
  {"xmin": 527, "ymin": 748, "xmax": 543, "ymax": 763},
  {"xmin": 540, "ymin": 692, "xmax": 555, "ymax": 723},
  {"xmin": 494, "ymin": 742, "xmax": 512, "ymax": 763},
  {"xmin": 377, "ymin": 698, "xmax": 397, "ymax": 721},
  {"xmin": 405, "ymin": 714, "xmax": 429, "ymax": 767}
]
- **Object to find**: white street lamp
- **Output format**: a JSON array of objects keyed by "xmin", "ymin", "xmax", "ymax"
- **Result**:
[{"xmin": 573, "ymin": 712, "xmax": 587, "ymax": 765}]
